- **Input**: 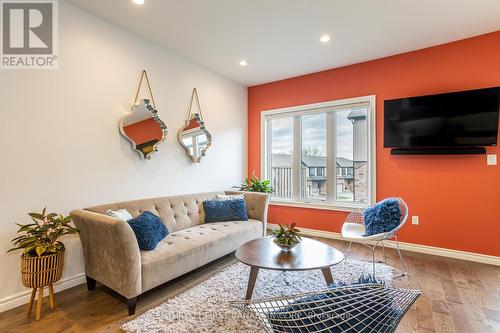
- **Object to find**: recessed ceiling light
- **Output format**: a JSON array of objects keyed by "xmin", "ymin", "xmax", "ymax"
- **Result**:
[
  {"xmin": 239, "ymin": 60, "xmax": 248, "ymax": 66},
  {"xmin": 132, "ymin": 0, "xmax": 144, "ymax": 5},
  {"xmin": 320, "ymin": 34, "xmax": 330, "ymax": 43}
]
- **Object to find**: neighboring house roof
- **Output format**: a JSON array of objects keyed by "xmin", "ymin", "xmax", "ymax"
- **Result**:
[
  {"xmin": 336, "ymin": 157, "xmax": 354, "ymax": 168},
  {"xmin": 347, "ymin": 108, "xmax": 367, "ymax": 120},
  {"xmin": 302, "ymin": 155, "xmax": 326, "ymax": 167},
  {"xmin": 271, "ymin": 154, "xmax": 353, "ymax": 168},
  {"xmin": 270, "ymin": 154, "xmax": 292, "ymax": 168}
]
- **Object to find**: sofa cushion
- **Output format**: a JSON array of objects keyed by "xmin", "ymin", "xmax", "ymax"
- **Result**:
[
  {"xmin": 127, "ymin": 211, "xmax": 169, "ymax": 251},
  {"xmin": 85, "ymin": 192, "xmax": 225, "ymax": 233},
  {"xmin": 140, "ymin": 219, "xmax": 262, "ymax": 292},
  {"xmin": 203, "ymin": 198, "xmax": 248, "ymax": 223}
]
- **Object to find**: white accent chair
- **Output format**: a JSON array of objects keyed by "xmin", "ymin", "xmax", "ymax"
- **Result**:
[{"xmin": 341, "ymin": 198, "xmax": 409, "ymax": 278}]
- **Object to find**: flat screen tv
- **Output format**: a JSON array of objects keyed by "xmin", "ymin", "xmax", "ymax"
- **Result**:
[{"xmin": 384, "ymin": 87, "xmax": 500, "ymax": 149}]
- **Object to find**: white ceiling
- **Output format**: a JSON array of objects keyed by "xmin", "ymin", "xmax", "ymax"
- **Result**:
[{"xmin": 68, "ymin": 0, "xmax": 500, "ymax": 86}]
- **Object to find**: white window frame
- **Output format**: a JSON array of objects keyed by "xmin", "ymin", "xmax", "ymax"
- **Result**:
[
  {"xmin": 261, "ymin": 95, "xmax": 376, "ymax": 212},
  {"xmin": 181, "ymin": 128, "xmax": 207, "ymax": 162}
]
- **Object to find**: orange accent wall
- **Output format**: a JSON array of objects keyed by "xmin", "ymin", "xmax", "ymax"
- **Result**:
[
  {"xmin": 185, "ymin": 117, "xmax": 200, "ymax": 131},
  {"xmin": 248, "ymin": 31, "xmax": 500, "ymax": 257},
  {"xmin": 123, "ymin": 118, "xmax": 163, "ymax": 145}
]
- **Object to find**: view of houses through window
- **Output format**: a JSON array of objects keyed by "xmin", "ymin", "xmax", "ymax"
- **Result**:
[{"xmin": 266, "ymin": 101, "xmax": 370, "ymax": 206}]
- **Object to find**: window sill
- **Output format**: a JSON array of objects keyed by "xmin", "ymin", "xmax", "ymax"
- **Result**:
[{"xmin": 269, "ymin": 200, "xmax": 368, "ymax": 212}]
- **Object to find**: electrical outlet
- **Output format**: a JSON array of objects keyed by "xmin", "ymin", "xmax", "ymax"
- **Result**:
[
  {"xmin": 412, "ymin": 216, "xmax": 419, "ymax": 225},
  {"xmin": 487, "ymin": 154, "xmax": 497, "ymax": 166}
]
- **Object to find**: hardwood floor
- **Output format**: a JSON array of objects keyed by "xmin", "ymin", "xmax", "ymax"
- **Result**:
[{"xmin": 0, "ymin": 238, "xmax": 498, "ymax": 333}]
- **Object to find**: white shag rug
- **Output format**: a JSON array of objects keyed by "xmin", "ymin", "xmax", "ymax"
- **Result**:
[{"xmin": 122, "ymin": 260, "xmax": 392, "ymax": 333}]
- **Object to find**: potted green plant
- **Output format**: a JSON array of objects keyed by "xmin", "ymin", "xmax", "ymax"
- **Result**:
[
  {"xmin": 239, "ymin": 172, "xmax": 274, "ymax": 194},
  {"xmin": 8, "ymin": 208, "xmax": 79, "ymax": 320},
  {"xmin": 271, "ymin": 223, "xmax": 302, "ymax": 252}
]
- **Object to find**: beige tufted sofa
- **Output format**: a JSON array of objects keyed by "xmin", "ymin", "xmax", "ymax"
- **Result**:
[{"xmin": 70, "ymin": 191, "xmax": 269, "ymax": 315}]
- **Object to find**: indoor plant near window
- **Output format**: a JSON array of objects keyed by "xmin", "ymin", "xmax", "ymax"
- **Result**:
[
  {"xmin": 271, "ymin": 223, "xmax": 302, "ymax": 252},
  {"xmin": 8, "ymin": 208, "xmax": 79, "ymax": 320},
  {"xmin": 239, "ymin": 172, "xmax": 274, "ymax": 194}
]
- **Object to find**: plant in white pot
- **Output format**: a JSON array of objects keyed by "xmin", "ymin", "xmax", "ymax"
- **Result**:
[{"xmin": 8, "ymin": 208, "xmax": 79, "ymax": 320}]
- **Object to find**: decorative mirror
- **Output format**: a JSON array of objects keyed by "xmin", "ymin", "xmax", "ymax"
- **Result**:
[
  {"xmin": 178, "ymin": 88, "xmax": 212, "ymax": 163},
  {"xmin": 120, "ymin": 70, "xmax": 168, "ymax": 160}
]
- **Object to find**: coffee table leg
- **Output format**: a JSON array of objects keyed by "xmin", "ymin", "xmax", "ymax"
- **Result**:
[
  {"xmin": 245, "ymin": 267, "xmax": 260, "ymax": 300},
  {"xmin": 321, "ymin": 267, "xmax": 333, "ymax": 285}
]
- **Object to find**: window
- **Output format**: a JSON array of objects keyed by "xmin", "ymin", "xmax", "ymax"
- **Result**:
[
  {"xmin": 269, "ymin": 117, "xmax": 293, "ymax": 199},
  {"xmin": 263, "ymin": 96, "xmax": 375, "ymax": 210},
  {"xmin": 181, "ymin": 130, "xmax": 208, "ymax": 161},
  {"xmin": 302, "ymin": 113, "xmax": 327, "ymax": 201}
]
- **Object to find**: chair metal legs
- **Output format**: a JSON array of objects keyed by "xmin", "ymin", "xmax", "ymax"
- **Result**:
[
  {"xmin": 345, "ymin": 241, "xmax": 353, "ymax": 261},
  {"xmin": 381, "ymin": 240, "xmax": 389, "ymax": 263},
  {"xmin": 346, "ymin": 240, "xmax": 379, "ymax": 278},
  {"xmin": 369, "ymin": 241, "xmax": 380, "ymax": 278},
  {"xmin": 394, "ymin": 235, "xmax": 408, "ymax": 278},
  {"xmin": 348, "ymin": 237, "xmax": 408, "ymax": 279},
  {"xmin": 371, "ymin": 244, "xmax": 376, "ymax": 277}
]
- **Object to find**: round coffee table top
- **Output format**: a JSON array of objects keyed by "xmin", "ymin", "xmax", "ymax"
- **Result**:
[{"xmin": 236, "ymin": 237, "xmax": 344, "ymax": 271}]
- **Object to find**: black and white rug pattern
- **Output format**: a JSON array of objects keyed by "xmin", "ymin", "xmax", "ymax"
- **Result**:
[{"xmin": 122, "ymin": 259, "xmax": 393, "ymax": 333}]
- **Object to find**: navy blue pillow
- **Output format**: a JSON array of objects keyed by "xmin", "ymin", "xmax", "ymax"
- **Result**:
[
  {"xmin": 363, "ymin": 198, "xmax": 401, "ymax": 236},
  {"xmin": 127, "ymin": 211, "xmax": 168, "ymax": 251},
  {"xmin": 203, "ymin": 198, "xmax": 248, "ymax": 223}
]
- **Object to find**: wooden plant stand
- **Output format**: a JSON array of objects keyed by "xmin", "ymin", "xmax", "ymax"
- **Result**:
[
  {"xmin": 21, "ymin": 252, "xmax": 64, "ymax": 320},
  {"xmin": 27, "ymin": 285, "xmax": 56, "ymax": 320}
]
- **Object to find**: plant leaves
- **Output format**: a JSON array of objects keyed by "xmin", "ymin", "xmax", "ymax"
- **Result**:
[
  {"xmin": 35, "ymin": 246, "xmax": 46, "ymax": 257},
  {"xmin": 8, "ymin": 208, "xmax": 79, "ymax": 255},
  {"xmin": 7, "ymin": 247, "xmax": 23, "ymax": 253},
  {"xmin": 28, "ymin": 213, "xmax": 44, "ymax": 220}
]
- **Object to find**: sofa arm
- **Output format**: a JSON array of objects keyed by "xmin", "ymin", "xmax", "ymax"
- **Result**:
[
  {"xmin": 70, "ymin": 209, "xmax": 142, "ymax": 299},
  {"xmin": 225, "ymin": 191, "xmax": 270, "ymax": 236}
]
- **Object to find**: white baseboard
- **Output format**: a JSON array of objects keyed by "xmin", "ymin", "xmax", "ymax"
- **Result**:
[
  {"xmin": 268, "ymin": 224, "xmax": 500, "ymax": 266},
  {"xmin": 2, "ymin": 227, "xmax": 497, "ymax": 314},
  {"xmin": 0, "ymin": 273, "xmax": 86, "ymax": 313}
]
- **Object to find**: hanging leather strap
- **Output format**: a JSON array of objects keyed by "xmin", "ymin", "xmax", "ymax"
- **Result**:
[
  {"xmin": 187, "ymin": 88, "xmax": 204, "ymax": 120},
  {"xmin": 133, "ymin": 70, "xmax": 156, "ymax": 108}
]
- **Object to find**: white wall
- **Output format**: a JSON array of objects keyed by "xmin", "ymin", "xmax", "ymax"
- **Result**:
[{"xmin": 0, "ymin": 1, "xmax": 247, "ymax": 312}]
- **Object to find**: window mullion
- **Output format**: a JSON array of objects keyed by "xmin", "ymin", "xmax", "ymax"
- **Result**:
[
  {"xmin": 292, "ymin": 115, "xmax": 302, "ymax": 201},
  {"xmin": 326, "ymin": 112, "xmax": 336, "ymax": 202},
  {"xmin": 193, "ymin": 135, "xmax": 199, "ymax": 161},
  {"xmin": 265, "ymin": 118, "xmax": 272, "ymax": 181}
]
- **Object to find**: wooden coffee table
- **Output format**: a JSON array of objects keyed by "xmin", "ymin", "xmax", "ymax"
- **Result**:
[{"xmin": 236, "ymin": 237, "xmax": 344, "ymax": 300}]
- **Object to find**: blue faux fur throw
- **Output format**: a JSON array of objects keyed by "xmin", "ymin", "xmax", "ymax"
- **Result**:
[{"xmin": 363, "ymin": 198, "xmax": 401, "ymax": 236}]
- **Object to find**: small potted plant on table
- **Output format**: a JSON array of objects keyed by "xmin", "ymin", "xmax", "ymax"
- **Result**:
[
  {"xmin": 8, "ymin": 208, "xmax": 79, "ymax": 320},
  {"xmin": 271, "ymin": 223, "xmax": 302, "ymax": 252}
]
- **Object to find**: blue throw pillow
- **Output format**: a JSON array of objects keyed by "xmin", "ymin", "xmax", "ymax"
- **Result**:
[
  {"xmin": 363, "ymin": 198, "xmax": 401, "ymax": 236},
  {"xmin": 203, "ymin": 198, "xmax": 248, "ymax": 223},
  {"xmin": 127, "ymin": 211, "xmax": 168, "ymax": 251}
]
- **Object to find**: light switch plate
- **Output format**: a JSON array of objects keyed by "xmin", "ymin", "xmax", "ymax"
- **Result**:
[
  {"xmin": 412, "ymin": 216, "xmax": 419, "ymax": 225},
  {"xmin": 487, "ymin": 154, "xmax": 497, "ymax": 166}
]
